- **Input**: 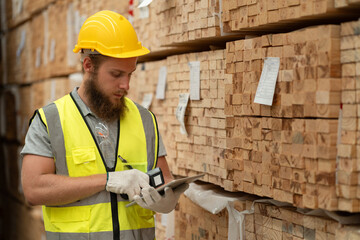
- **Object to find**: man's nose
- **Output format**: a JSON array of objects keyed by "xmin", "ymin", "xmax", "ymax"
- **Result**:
[{"xmin": 119, "ymin": 78, "xmax": 130, "ymax": 90}]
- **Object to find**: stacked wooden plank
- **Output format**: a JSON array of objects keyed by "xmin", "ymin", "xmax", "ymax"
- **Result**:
[
  {"xmin": 165, "ymin": 50, "xmax": 229, "ymax": 188},
  {"xmin": 174, "ymin": 194, "xmax": 240, "ymax": 240},
  {"xmin": 128, "ymin": 60, "xmax": 167, "ymax": 102},
  {"xmin": 4, "ymin": 0, "xmax": 129, "ymax": 84},
  {"xmin": 39, "ymin": 0, "xmax": 81, "ymax": 79},
  {"xmin": 222, "ymin": 0, "xmax": 360, "ymax": 33},
  {"xmin": 3, "ymin": 0, "xmax": 129, "ymax": 30},
  {"xmin": 174, "ymin": 193, "xmax": 360, "ymax": 240},
  {"xmin": 336, "ymin": 19, "xmax": 360, "ymax": 212},
  {"xmin": 154, "ymin": 0, "xmax": 221, "ymax": 44},
  {"xmin": 130, "ymin": 50, "xmax": 233, "ymax": 189},
  {"xmin": 335, "ymin": 0, "xmax": 360, "ymax": 8},
  {"xmin": 154, "ymin": 213, "xmax": 167, "ymax": 240},
  {"xmin": 69, "ymin": 0, "xmax": 130, "ymax": 23},
  {"xmin": 252, "ymin": 202, "xmax": 348, "ymax": 240},
  {"xmin": 4, "ymin": 2, "xmax": 74, "ymax": 84},
  {"xmin": 127, "ymin": 60, "xmax": 171, "ymax": 151},
  {"xmin": 132, "ymin": 0, "xmax": 236, "ymax": 61},
  {"xmin": 3, "ymin": 0, "xmax": 55, "ymax": 29},
  {"xmin": 31, "ymin": 77, "xmax": 77, "ymax": 109},
  {"xmin": 225, "ymin": 25, "xmax": 341, "ymax": 119},
  {"xmin": 5, "ymin": 22, "xmax": 33, "ymax": 84},
  {"xmin": 225, "ymin": 25, "xmax": 344, "ymax": 211},
  {"xmin": 132, "ymin": 0, "xmax": 170, "ymax": 53}
]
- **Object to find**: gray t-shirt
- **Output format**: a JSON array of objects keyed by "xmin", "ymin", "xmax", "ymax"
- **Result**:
[{"xmin": 21, "ymin": 88, "xmax": 167, "ymax": 168}]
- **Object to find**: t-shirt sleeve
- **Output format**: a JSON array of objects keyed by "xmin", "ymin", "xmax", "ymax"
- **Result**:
[
  {"xmin": 20, "ymin": 113, "xmax": 54, "ymax": 158},
  {"xmin": 158, "ymin": 133, "xmax": 167, "ymax": 157}
]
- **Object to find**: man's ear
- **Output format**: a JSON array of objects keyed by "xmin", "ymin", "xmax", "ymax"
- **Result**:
[{"xmin": 82, "ymin": 57, "xmax": 93, "ymax": 73}]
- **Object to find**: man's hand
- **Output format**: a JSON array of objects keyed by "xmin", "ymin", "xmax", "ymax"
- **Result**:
[
  {"xmin": 133, "ymin": 183, "xmax": 189, "ymax": 213},
  {"xmin": 106, "ymin": 169, "xmax": 149, "ymax": 200}
]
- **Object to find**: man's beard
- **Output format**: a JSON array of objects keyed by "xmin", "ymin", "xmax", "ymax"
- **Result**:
[{"xmin": 84, "ymin": 72, "xmax": 128, "ymax": 122}]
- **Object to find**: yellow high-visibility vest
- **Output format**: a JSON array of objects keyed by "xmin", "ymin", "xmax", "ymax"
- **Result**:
[{"xmin": 36, "ymin": 93, "xmax": 159, "ymax": 240}]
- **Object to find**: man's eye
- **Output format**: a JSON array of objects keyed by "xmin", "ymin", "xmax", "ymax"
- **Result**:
[{"xmin": 111, "ymin": 72, "xmax": 122, "ymax": 78}]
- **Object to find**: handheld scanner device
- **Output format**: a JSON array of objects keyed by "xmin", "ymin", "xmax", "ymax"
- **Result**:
[
  {"xmin": 118, "ymin": 155, "xmax": 165, "ymax": 200},
  {"xmin": 147, "ymin": 167, "xmax": 165, "ymax": 188}
]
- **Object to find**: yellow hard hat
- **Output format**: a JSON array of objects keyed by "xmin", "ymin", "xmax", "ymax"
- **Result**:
[{"xmin": 73, "ymin": 10, "xmax": 150, "ymax": 58}]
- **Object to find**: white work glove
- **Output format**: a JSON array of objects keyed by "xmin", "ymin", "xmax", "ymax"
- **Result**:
[
  {"xmin": 133, "ymin": 183, "xmax": 189, "ymax": 213},
  {"xmin": 106, "ymin": 170, "xmax": 150, "ymax": 200}
]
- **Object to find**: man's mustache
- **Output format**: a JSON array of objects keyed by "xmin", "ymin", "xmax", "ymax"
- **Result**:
[{"xmin": 114, "ymin": 90, "xmax": 128, "ymax": 96}]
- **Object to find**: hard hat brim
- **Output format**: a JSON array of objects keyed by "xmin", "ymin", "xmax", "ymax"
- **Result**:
[
  {"xmin": 105, "ymin": 46, "xmax": 150, "ymax": 58},
  {"xmin": 73, "ymin": 46, "xmax": 150, "ymax": 59}
]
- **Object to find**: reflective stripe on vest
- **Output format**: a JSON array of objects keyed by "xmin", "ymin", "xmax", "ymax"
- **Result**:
[
  {"xmin": 46, "ymin": 228, "xmax": 155, "ymax": 240},
  {"xmin": 42, "ymin": 102, "xmax": 68, "ymax": 175},
  {"xmin": 38, "ymin": 93, "xmax": 159, "ymax": 239}
]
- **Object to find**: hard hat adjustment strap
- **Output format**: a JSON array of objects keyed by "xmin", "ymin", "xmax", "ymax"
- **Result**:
[{"xmin": 81, "ymin": 49, "xmax": 101, "ymax": 55}]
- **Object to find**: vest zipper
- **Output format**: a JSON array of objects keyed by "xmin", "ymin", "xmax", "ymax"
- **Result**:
[
  {"xmin": 70, "ymin": 92, "xmax": 121, "ymax": 239},
  {"xmin": 110, "ymin": 120, "xmax": 121, "ymax": 240}
]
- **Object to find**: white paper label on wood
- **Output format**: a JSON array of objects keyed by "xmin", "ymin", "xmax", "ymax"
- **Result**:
[
  {"xmin": 138, "ymin": 0, "xmax": 153, "ymax": 8},
  {"xmin": 43, "ymin": 11, "xmax": 49, "ymax": 66},
  {"xmin": 176, "ymin": 93, "xmax": 190, "ymax": 135},
  {"xmin": 67, "ymin": 4, "xmax": 76, "ymax": 67},
  {"xmin": 156, "ymin": 66, "xmax": 167, "ymax": 99},
  {"xmin": 16, "ymin": 30, "xmax": 26, "ymax": 59},
  {"xmin": 138, "ymin": 0, "xmax": 149, "ymax": 19},
  {"xmin": 189, "ymin": 61, "xmax": 201, "ymax": 100},
  {"xmin": 254, "ymin": 57, "xmax": 280, "ymax": 106},
  {"xmin": 12, "ymin": 0, "xmax": 23, "ymax": 17},
  {"xmin": 139, "ymin": 8, "xmax": 149, "ymax": 19},
  {"xmin": 49, "ymin": 39, "xmax": 56, "ymax": 62},
  {"xmin": 35, "ymin": 47, "xmax": 42, "ymax": 68},
  {"xmin": 141, "ymin": 93, "xmax": 153, "ymax": 109}
]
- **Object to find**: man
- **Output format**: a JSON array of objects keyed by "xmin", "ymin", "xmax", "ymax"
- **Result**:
[{"xmin": 21, "ymin": 10, "xmax": 188, "ymax": 240}]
